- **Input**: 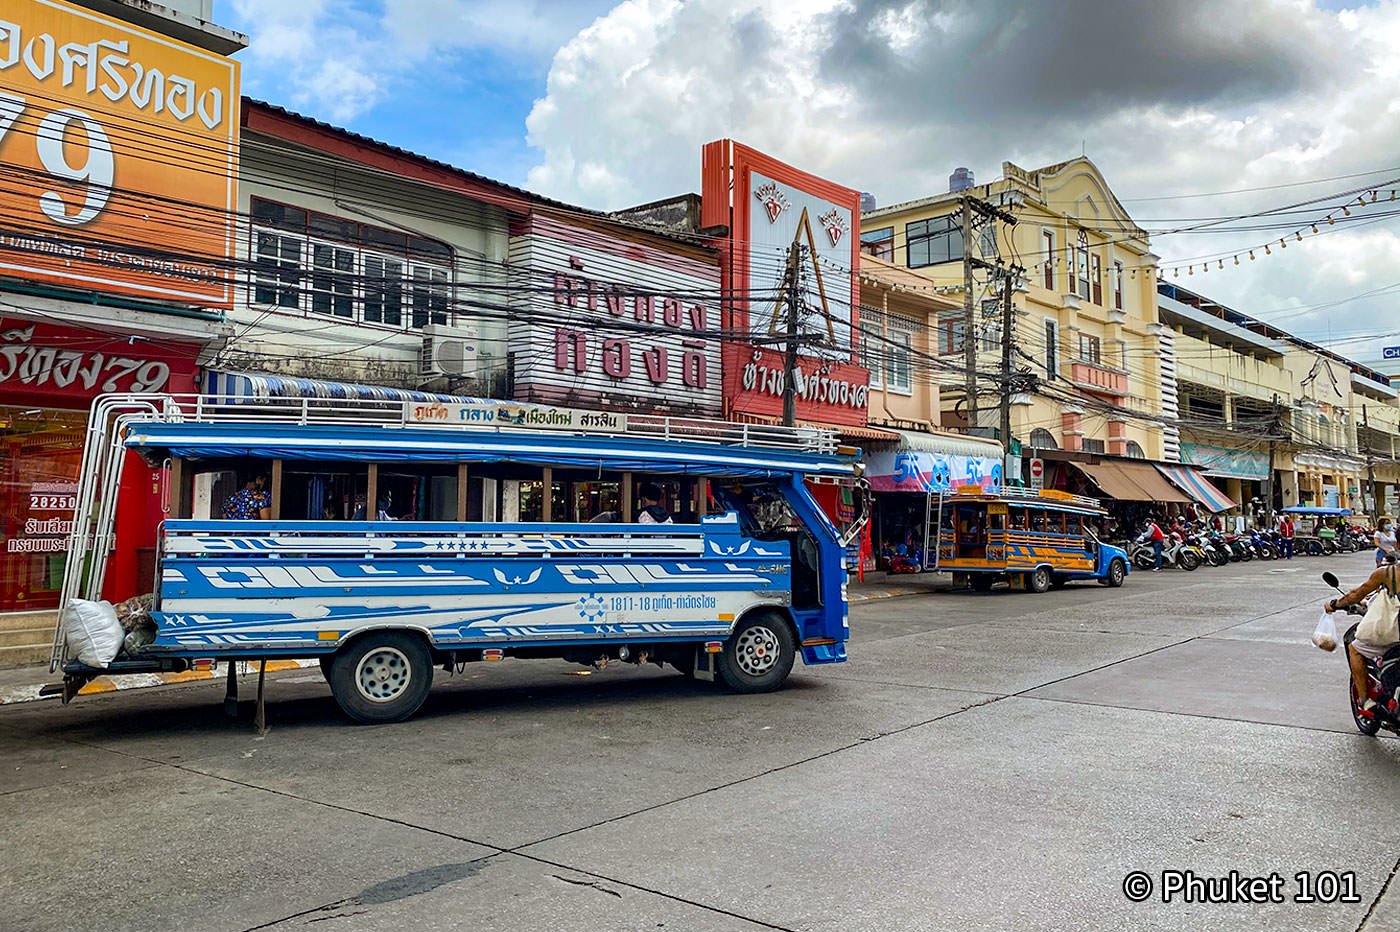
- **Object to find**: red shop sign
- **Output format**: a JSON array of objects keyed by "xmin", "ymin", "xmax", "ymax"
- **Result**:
[
  {"xmin": 723, "ymin": 343, "xmax": 871, "ymax": 427},
  {"xmin": 0, "ymin": 317, "xmax": 200, "ymax": 404}
]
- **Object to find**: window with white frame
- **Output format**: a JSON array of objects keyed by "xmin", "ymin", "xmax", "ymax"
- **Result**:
[
  {"xmin": 249, "ymin": 197, "xmax": 455, "ymax": 329},
  {"xmin": 253, "ymin": 231, "xmax": 300, "ymax": 308},
  {"xmin": 1076, "ymin": 229, "xmax": 1090, "ymax": 300},
  {"xmin": 1041, "ymin": 229, "xmax": 1055, "ymax": 290},
  {"xmin": 860, "ymin": 311, "xmax": 913, "ymax": 392}
]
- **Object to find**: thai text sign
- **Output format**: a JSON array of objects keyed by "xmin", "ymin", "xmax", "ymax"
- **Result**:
[
  {"xmin": 0, "ymin": 1, "xmax": 239, "ymax": 305},
  {"xmin": 508, "ymin": 215, "xmax": 722, "ymax": 417},
  {"xmin": 0, "ymin": 317, "xmax": 199, "ymax": 401},
  {"xmin": 410, "ymin": 401, "xmax": 627, "ymax": 433}
]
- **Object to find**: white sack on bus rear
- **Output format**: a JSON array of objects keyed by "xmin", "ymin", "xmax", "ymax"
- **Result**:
[{"xmin": 62, "ymin": 599, "xmax": 123, "ymax": 668}]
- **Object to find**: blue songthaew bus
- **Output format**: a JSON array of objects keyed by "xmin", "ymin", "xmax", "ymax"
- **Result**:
[{"xmin": 52, "ymin": 393, "xmax": 864, "ymax": 723}]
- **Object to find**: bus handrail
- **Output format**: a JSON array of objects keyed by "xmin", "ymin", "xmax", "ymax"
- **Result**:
[{"xmin": 129, "ymin": 394, "xmax": 840, "ymax": 454}]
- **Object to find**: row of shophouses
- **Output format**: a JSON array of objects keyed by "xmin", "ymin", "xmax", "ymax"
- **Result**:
[{"xmin": 1, "ymin": 0, "xmax": 1398, "ymax": 635}]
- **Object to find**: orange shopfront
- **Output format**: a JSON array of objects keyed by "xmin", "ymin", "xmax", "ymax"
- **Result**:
[{"xmin": 0, "ymin": 317, "xmax": 201, "ymax": 612}]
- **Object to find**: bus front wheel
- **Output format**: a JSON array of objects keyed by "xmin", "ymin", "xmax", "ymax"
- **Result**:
[
  {"xmin": 717, "ymin": 613, "xmax": 796, "ymax": 694},
  {"xmin": 328, "ymin": 632, "xmax": 434, "ymax": 725}
]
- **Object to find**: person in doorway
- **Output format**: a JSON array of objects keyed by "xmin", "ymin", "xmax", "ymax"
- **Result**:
[
  {"xmin": 637, "ymin": 483, "xmax": 673, "ymax": 525},
  {"xmin": 222, "ymin": 474, "xmax": 270, "ymax": 520},
  {"xmin": 1279, "ymin": 514, "xmax": 1295, "ymax": 560},
  {"xmin": 1135, "ymin": 517, "xmax": 1166, "ymax": 572},
  {"xmin": 1325, "ymin": 563, "xmax": 1400, "ymax": 718},
  {"xmin": 1375, "ymin": 518, "xmax": 1398, "ymax": 567}
]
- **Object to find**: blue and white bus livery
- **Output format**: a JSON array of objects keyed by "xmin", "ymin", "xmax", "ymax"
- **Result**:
[{"xmin": 53, "ymin": 394, "xmax": 865, "ymax": 724}]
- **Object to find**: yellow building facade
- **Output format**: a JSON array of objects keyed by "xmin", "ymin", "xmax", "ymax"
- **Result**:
[
  {"xmin": 1160, "ymin": 283, "xmax": 1400, "ymax": 519},
  {"xmin": 862, "ymin": 157, "xmax": 1165, "ymax": 463}
]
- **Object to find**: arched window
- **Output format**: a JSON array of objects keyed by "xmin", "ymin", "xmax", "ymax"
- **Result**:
[
  {"xmin": 1030, "ymin": 428, "xmax": 1058, "ymax": 450},
  {"xmin": 1125, "ymin": 440, "xmax": 1146, "ymax": 459}
]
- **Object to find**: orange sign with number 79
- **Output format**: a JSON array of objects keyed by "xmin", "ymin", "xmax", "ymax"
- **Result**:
[{"xmin": 0, "ymin": 0, "xmax": 239, "ymax": 307}]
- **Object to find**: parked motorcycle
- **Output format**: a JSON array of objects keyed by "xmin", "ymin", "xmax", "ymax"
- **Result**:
[
  {"xmin": 1190, "ymin": 530, "xmax": 1227, "ymax": 567},
  {"xmin": 1248, "ymin": 528, "xmax": 1277, "ymax": 560},
  {"xmin": 1128, "ymin": 535, "xmax": 1201, "ymax": 571},
  {"xmin": 1322, "ymin": 571, "xmax": 1400, "ymax": 737}
]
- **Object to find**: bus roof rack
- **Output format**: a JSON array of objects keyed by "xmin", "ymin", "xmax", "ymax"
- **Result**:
[
  {"xmin": 938, "ymin": 485, "xmax": 1104, "ymax": 511},
  {"xmin": 130, "ymin": 394, "xmax": 841, "ymax": 454}
]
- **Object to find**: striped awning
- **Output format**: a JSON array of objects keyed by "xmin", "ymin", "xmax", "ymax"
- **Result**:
[
  {"xmin": 1155, "ymin": 463, "xmax": 1237, "ymax": 513},
  {"xmin": 205, "ymin": 371, "xmax": 480, "ymax": 405}
]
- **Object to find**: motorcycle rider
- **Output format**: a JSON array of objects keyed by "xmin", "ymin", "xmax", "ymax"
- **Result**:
[
  {"xmin": 1325, "ymin": 563, "xmax": 1400, "ymax": 716},
  {"xmin": 1135, "ymin": 517, "xmax": 1166, "ymax": 572}
]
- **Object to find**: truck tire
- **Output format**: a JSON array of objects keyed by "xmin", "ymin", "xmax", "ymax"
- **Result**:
[
  {"xmin": 717, "ymin": 613, "xmax": 795, "ymax": 694},
  {"xmin": 328, "ymin": 632, "xmax": 434, "ymax": 725},
  {"xmin": 1028, "ymin": 567, "xmax": 1052, "ymax": 593}
]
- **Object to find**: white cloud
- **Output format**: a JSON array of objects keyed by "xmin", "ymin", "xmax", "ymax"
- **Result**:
[{"xmin": 522, "ymin": 0, "xmax": 1400, "ymax": 352}]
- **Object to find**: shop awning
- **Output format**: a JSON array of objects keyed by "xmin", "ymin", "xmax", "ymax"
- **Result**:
[
  {"xmin": 866, "ymin": 429, "xmax": 1005, "ymax": 494},
  {"xmin": 1155, "ymin": 464, "xmax": 1238, "ymax": 513},
  {"xmin": 205, "ymin": 371, "xmax": 475, "ymax": 405},
  {"xmin": 1070, "ymin": 461, "xmax": 1193, "ymax": 504}
]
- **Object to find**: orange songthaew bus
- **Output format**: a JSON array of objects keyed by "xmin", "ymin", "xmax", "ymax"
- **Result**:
[{"xmin": 931, "ymin": 487, "xmax": 1130, "ymax": 593}]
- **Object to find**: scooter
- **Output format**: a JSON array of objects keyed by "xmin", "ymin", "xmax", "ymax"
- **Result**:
[
  {"xmin": 1322, "ymin": 571, "xmax": 1400, "ymax": 737},
  {"xmin": 1190, "ymin": 529, "xmax": 1227, "ymax": 567},
  {"xmin": 1249, "ymin": 529, "xmax": 1277, "ymax": 560},
  {"xmin": 1128, "ymin": 536, "xmax": 1201, "ymax": 571}
]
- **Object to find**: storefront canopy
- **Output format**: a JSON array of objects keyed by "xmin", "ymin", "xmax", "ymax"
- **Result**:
[
  {"xmin": 205, "ymin": 371, "xmax": 472, "ymax": 405},
  {"xmin": 1155, "ymin": 463, "xmax": 1238, "ymax": 513},
  {"xmin": 1281, "ymin": 506, "xmax": 1354, "ymax": 516},
  {"xmin": 866, "ymin": 429, "xmax": 1005, "ymax": 494},
  {"xmin": 1070, "ymin": 461, "xmax": 1192, "ymax": 504}
]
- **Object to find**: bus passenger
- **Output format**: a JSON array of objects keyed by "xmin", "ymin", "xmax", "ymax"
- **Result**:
[
  {"xmin": 637, "ymin": 483, "xmax": 673, "ymax": 525},
  {"xmin": 222, "ymin": 474, "xmax": 270, "ymax": 520}
]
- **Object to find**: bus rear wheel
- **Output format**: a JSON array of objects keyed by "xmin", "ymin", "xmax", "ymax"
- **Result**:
[
  {"xmin": 328, "ymin": 632, "xmax": 434, "ymax": 725},
  {"xmin": 717, "ymin": 613, "xmax": 795, "ymax": 694}
]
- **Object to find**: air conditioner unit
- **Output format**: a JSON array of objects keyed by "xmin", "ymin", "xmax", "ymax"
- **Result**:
[{"xmin": 420, "ymin": 324, "xmax": 480, "ymax": 381}]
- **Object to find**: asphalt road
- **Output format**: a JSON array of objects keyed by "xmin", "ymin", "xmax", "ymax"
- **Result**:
[{"xmin": 3, "ymin": 553, "xmax": 1399, "ymax": 932}]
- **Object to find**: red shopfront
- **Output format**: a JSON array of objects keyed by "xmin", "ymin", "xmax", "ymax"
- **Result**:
[{"xmin": 0, "ymin": 317, "xmax": 200, "ymax": 612}]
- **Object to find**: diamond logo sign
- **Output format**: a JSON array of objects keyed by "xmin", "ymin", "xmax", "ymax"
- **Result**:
[
  {"xmin": 754, "ymin": 182, "xmax": 791, "ymax": 223},
  {"xmin": 818, "ymin": 208, "xmax": 849, "ymax": 246}
]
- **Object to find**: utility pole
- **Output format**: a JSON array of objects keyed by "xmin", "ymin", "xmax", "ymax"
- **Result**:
[
  {"xmin": 998, "ymin": 266, "xmax": 1015, "ymax": 448},
  {"xmin": 1265, "ymin": 393, "xmax": 1281, "ymax": 517},
  {"xmin": 961, "ymin": 197, "xmax": 977, "ymax": 432},
  {"xmin": 1363, "ymin": 403, "xmax": 1378, "ymax": 522},
  {"xmin": 781, "ymin": 243, "xmax": 802, "ymax": 427}
]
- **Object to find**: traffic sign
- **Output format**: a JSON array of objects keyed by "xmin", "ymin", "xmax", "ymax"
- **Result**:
[{"xmin": 1029, "ymin": 458, "xmax": 1044, "ymax": 479}]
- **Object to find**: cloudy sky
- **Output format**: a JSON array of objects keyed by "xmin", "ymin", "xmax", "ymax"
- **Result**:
[{"xmin": 224, "ymin": 0, "xmax": 1400, "ymax": 369}]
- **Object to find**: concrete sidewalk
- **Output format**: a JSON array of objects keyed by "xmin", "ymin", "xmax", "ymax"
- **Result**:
[{"xmin": 0, "ymin": 581, "xmax": 941, "ymax": 706}]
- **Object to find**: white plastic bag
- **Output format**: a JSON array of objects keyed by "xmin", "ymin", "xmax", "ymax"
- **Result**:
[
  {"xmin": 1311, "ymin": 612, "xmax": 1338, "ymax": 653},
  {"xmin": 62, "ymin": 599, "xmax": 123, "ymax": 668},
  {"xmin": 1356, "ymin": 588, "xmax": 1400, "ymax": 646}
]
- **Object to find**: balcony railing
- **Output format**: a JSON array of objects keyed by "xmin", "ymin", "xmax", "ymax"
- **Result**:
[{"xmin": 1070, "ymin": 361, "xmax": 1128, "ymax": 396}]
